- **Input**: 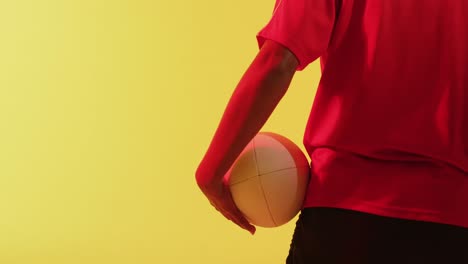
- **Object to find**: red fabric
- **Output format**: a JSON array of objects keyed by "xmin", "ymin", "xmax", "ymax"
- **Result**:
[{"xmin": 257, "ymin": 0, "xmax": 468, "ymax": 228}]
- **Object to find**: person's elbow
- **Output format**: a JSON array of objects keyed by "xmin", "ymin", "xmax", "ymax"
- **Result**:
[{"xmin": 256, "ymin": 40, "xmax": 299, "ymax": 76}]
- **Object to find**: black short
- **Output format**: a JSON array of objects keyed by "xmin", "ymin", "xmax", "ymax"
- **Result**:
[{"xmin": 286, "ymin": 208, "xmax": 468, "ymax": 264}]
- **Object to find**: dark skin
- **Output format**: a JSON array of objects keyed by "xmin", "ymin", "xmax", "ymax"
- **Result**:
[{"xmin": 196, "ymin": 40, "xmax": 299, "ymax": 234}]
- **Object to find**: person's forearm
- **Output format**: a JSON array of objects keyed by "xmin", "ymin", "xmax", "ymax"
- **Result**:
[{"xmin": 196, "ymin": 53, "xmax": 296, "ymax": 186}]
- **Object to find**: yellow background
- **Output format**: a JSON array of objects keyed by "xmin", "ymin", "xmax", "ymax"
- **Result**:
[{"xmin": 0, "ymin": 1, "xmax": 320, "ymax": 263}]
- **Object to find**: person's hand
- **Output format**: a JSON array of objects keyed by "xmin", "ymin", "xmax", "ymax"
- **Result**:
[{"xmin": 196, "ymin": 174, "xmax": 256, "ymax": 235}]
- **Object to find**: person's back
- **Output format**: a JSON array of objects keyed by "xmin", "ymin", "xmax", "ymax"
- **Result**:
[
  {"xmin": 309, "ymin": 0, "xmax": 468, "ymax": 170},
  {"xmin": 298, "ymin": 0, "xmax": 468, "ymax": 226},
  {"xmin": 256, "ymin": 0, "xmax": 468, "ymax": 263}
]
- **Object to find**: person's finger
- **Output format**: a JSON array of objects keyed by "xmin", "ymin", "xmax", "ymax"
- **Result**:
[
  {"xmin": 209, "ymin": 200, "xmax": 234, "ymax": 221},
  {"xmin": 222, "ymin": 196, "xmax": 256, "ymax": 234},
  {"xmin": 215, "ymin": 206, "xmax": 233, "ymax": 221},
  {"xmin": 219, "ymin": 207, "xmax": 256, "ymax": 235},
  {"xmin": 208, "ymin": 192, "xmax": 256, "ymax": 234},
  {"xmin": 225, "ymin": 200, "xmax": 252, "ymax": 227},
  {"xmin": 232, "ymin": 216, "xmax": 256, "ymax": 234},
  {"xmin": 231, "ymin": 214, "xmax": 256, "ymax": 234}
]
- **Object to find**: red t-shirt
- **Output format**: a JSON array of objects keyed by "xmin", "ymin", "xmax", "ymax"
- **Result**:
[{"xmin": 257, "ymin": 0, "xmax": 468, "ymax": 228}]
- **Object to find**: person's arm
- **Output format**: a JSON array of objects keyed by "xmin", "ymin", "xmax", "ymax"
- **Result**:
[{"xmin": 195, "ymin": 40, "xmax": 298, "ymax": 234}]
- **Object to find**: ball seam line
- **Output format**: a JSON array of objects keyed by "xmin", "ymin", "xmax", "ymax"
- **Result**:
[{"xmin": 252, "ymin": 137, "xmax": 278, "ymax": 227}]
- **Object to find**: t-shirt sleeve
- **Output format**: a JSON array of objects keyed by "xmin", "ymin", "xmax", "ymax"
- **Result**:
[{"xmin": 257, "ymin": 0, "xmax": 338, "ymax": 71}]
